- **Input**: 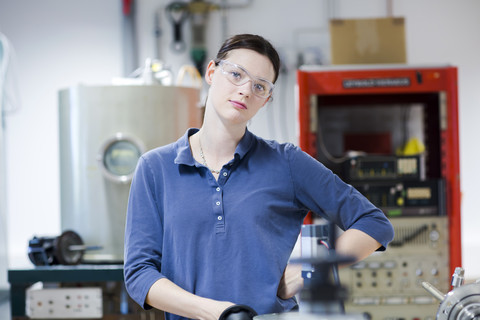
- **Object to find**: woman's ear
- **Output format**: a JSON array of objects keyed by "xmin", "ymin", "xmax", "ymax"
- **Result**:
[{"xmin": 204, "ymin": 60, "xmax": 216, "ymax": 85}]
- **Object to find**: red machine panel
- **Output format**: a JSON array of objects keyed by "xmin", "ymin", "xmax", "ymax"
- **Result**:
[{"xmin": 297, "ymin": 65, "xmax": 461, "ymax": 275}]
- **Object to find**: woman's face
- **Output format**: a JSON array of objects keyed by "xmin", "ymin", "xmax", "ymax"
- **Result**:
[{"xmin": 205, "ymin": 48, "xmax": 276, "ymax": 126}]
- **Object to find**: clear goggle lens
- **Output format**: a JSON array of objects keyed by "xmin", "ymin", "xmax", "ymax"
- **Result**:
[{"xmin": 218, "ymin": 60, "xmax": 274, "ymax": 98}]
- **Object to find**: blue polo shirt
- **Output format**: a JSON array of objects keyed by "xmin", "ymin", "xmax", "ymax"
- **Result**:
[{"xmin": 124, "ymin": 128, "xmax": 394, "ymax": 319}]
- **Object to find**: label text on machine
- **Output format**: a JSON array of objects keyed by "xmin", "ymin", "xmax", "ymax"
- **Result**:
[{"xmin": 343, "ymin": 77, "xmax": 411, "ymax": 89}]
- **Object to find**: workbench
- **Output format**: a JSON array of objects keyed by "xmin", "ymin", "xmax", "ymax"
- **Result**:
[{"xmin": 8, "ymin": 264, "xmax": 124, "ymax": 319}]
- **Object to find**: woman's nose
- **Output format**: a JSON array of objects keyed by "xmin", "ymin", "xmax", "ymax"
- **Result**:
[{"xmin": 238, "ymin": 79, "xmax": 253, "ymax": 96}]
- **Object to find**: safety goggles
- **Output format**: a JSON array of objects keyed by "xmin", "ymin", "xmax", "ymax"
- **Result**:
[{"xmin": 217, "ymin": 60, "xmax": 275, "ymax": 99}]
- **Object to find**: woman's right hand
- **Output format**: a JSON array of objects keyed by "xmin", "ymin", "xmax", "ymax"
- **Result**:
[
  {"xmin": 146, "ymin": 278, "xmax": 235, "ymax": 320},
  {"xmin": 200, "ymin": 300, "xmax": 236, "ymax": 320}
]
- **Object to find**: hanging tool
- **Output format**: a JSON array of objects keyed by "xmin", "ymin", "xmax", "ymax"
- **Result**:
[
  {"xmin": 166, "ymin": 1, "xmax": 190, "ymax": 52},
  {"xmin": 122, "ymin": 0, "xmax": 139, "ymax": 76},
  {"xmin": 188, "ymin": 0, "xmax": 219, "ymax": 74}
]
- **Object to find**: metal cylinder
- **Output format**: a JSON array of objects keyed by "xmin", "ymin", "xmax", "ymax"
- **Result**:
[
  {"xmin": 59, "ymin": 84, "xmax": 202, "ymax": 263},
  {"xmin": 437, "ymin": 282, "xmax": 480, "ymax": 320}
]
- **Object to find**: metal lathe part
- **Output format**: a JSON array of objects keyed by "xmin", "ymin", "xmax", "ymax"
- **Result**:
[
  {"xmin": 68, "ymin": 245, "xmax": 103, "ymax": 252},
  {"xmin": 451, "ymin": 267, "xmax": 465, "ymax": 288},
  {"xmin": 437, "ymin": 282, "xmax": 480, "ymax": 320},
  {"xmin": 422, "ymin": 281, "xmax": 446, "ymax": 302}
]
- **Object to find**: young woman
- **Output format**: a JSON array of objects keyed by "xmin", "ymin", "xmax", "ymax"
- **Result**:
[{"xmin": 124, "ymin": 34, "xmax": 394, "ymax": 320}]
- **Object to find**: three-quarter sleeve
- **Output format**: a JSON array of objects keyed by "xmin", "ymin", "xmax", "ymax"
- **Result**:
[
  {"xmin": 124, "ymin": 155, "xmax": 166, "ymax": 309},
  {"xmin": 287, "ymin": 145, "xmax": 394, "ymax": 249}
]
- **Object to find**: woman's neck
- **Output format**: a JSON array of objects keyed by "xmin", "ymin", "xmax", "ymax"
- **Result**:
[
  {"xmin": 189, "ymin": 121, "xmax": 244, "ymax": 177},
  {"xmin": 199, "ymin": 106, "xmax": 247, "ymax": 155},
  {"xmin": 197, "ymin": 127, "xmax": 243, "ymax": 167}
]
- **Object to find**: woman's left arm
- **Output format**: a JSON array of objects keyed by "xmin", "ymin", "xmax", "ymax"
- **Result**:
[
  {"xmin": 335, "ymin": 228, "xmax": 382, "ymax": 263},
  {"xmin": 287, "ymin": 145, "xmax": 395, "ymax": 251}
]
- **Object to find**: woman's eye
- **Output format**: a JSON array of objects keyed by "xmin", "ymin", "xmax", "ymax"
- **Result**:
[
  {"xmin": 254, "ymin": 83, "xmax": 266, "ymax": 92},
  {"xmin": 230, "ymin": 71, "xmax": 242, "ymax": 79}
]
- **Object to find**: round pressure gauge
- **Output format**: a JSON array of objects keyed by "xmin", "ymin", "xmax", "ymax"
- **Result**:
[{"xmin": 98, "ymin": 133, "xmax": 145, "ymax": 183}]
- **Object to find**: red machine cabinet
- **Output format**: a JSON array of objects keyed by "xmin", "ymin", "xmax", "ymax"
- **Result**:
[{"xmin": 297, "ymin": 65, "xmax": 461, "ymax": 275}]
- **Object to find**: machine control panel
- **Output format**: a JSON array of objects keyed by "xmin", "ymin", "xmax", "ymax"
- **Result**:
[
  {"xmin": 339, "ymin": 216, "xmax": 449, "ymax": 320},
  {"xmin": 343, "ymin": 155, "xmax": 424, "ymax": 182},
  {"xmin": 26, "ymin": 285, "xmax": 102, "ymax": 319}
]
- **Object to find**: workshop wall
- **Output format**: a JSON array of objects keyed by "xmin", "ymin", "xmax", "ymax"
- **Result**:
[
  {"xmin": 391, "ymin": 0, "xmax": 480, "ymax": 281},
  {"xmin": 0, "ymin": 0, "xmax": 479, "ymax": 288},
  {"xmin": 0, "ymin": 78, "xmax": 6, "ymax": 289},
  {"xmin": 0, "ymin": 0, "xmax": 124, "ymax": 282}
]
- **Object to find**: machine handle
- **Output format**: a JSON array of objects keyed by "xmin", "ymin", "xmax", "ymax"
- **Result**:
[
  {"xmin": 218, "ymin": 304, "xmax": 258, "ymax": 320},
  {"xmin": 68, "ymin": 245, "xmax": 103, "ymax": 252},
  {"xmin": 422, "ymin": 281, "xmax": 446, "ymax": 302}
]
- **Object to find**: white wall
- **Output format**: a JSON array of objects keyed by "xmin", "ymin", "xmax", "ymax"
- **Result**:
[
  {"xmin": 0, "ymin": 0, "xmax": 479, "ymax": 282},
  {"xmin": 0, "ymin": 0, "xmax": 123, "ymax": 271},
  {"xmin": 0, "ymin": 47, "xmax": 7, "ymax": 288},
  {"xmin": 393, "ymin": 0, "xmax": 480, "ymax": 282}
]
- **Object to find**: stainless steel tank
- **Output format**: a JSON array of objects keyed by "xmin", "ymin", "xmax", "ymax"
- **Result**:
[{"xmin": 59, "ymin": 84, "xmax": 202, "ymax": 263}]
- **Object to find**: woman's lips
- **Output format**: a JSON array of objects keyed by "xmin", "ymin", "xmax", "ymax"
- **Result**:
[{"xmin": 230, "ymin": 100, "xmax": 247, "ymax": 110}]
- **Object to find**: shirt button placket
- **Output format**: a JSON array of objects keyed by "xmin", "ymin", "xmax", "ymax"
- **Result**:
[{"xmin": 214, "ymin": 185, "xmax": 225, "ymax": 233}]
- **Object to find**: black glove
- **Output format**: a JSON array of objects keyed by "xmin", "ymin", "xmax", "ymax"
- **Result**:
[{"xmin": 218, "ymin": 304, "xmax": 258, "ymax": 320}]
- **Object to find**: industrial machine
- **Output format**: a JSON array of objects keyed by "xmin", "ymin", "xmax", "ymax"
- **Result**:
[
  {"xmin": 299, "ymin": 218, "xmax": 448, "ymax": 319},
  {"xmin": 297, "ymin": 225, "xmax": 477, "ymax": 320},
  {"xmin": 423, "ymin": 267, "xmax": 480, "ymax": 320},
  {"xmin": 59, "ymin": 84, "xmax": 202, "ymax": 263},
  {"xmin": 8, "ymin": 83, "xmax": 203, "ymax": 320},
  {"xmin": 27, "ymin": 230, "xmax": 102, "ymax": 266},
  {"xmin": 338, "ymin": 216, "xmax": 449, "ymax": 319},
  {"xmin": 26, "ymin": 283, "xmax": 103, "ymax": 319},
  {"xmin": 255, "ymin": 222, "xmax": 365, "ymax": 320},
  {"xmin": 297, "ymin": 65, "xmax": 461, "ymax": 320}
]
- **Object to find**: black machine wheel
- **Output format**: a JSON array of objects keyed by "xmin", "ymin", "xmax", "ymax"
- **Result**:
[{"xmin": 53, "ymin": 230, "xmax": 84, "ymax": 265}]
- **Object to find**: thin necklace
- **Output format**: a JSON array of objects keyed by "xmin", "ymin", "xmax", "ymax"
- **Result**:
[{"xmin": 198, "ymin": 136, "xmax": 221, "ymax": 174}]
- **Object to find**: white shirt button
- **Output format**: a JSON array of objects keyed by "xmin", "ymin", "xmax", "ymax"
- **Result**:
[
  {"xmin": 222, "ymin": 172, "xmax": 228, "ymax": 177},
  {"xmin": 217, "ymin": 216, "xmax": 223, "ymax": 220},
  {"xmin": 216, "ymin": 201, "xmax": 220, "ymax": 206},
  {"xmin": 216, "ymin": 187, "xmax": 221, "ymax": 192}
]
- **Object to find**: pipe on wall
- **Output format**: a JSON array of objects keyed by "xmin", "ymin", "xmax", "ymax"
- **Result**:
[{"xmin": 122, "ymin": 0, "xmax": 139, "ymax": 76}]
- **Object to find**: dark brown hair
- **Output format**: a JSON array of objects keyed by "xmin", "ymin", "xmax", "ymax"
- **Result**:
[{"xmin": 215, "ymin": 34, "xmax": 281, "ymax": 83}]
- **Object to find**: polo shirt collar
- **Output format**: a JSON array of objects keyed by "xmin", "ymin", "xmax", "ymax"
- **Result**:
[
  {"xmin": 235, "ymin": 128, "xmax": 254, "ymax": 160},
  {"xmin": 174, "ymin": 128, "xmax": 255, "ymax": 166}
]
